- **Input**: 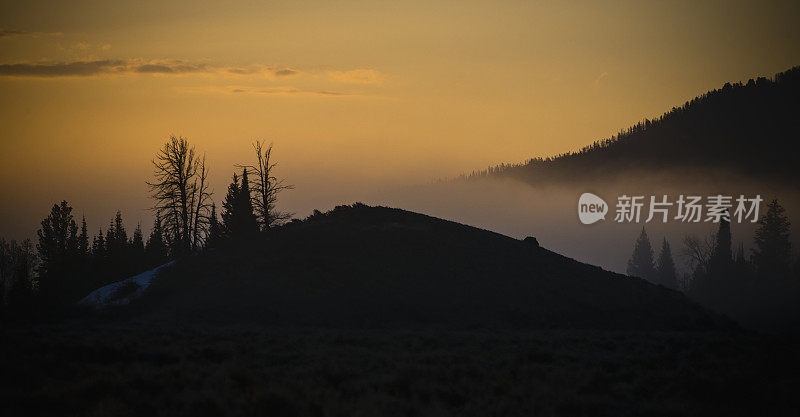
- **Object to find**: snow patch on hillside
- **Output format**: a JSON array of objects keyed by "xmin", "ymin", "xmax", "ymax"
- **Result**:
[{"xmin": 79, "ymin": 261, "xmax": 175, "ymax": 309}]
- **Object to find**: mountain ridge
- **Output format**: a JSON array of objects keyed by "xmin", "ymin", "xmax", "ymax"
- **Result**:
[
  {"xmin": 125, "ymin": 204, "xmax": 735, "ymax": 331},
  {"xmin": 467, "ymin": 66, "xmax": 800, "ymax": 186}
]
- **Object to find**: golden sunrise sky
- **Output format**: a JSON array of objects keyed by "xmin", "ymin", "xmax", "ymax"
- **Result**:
[{"xmin": 2, "ymin": 0, "xmax": 800, "ymax": 239}]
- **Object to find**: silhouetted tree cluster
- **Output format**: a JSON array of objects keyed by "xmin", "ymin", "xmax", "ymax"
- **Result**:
[
  {"xmin": 625, "ymin": 200, "xmax": 800, "ymax": 330},
  {"xmin": 677, "ymin": 200, "xmax": 799, "ymax": 330},
  {"xmin": 0, "ymin": 201, "xmax": 172, "ymax": 316},
  {"xmin": 213, "ymin": 141, "xmax": 294, "ymax": 245},
  {"xmin": 0, "ymin": 238, "xmax": 36, "ymax": 319},
  {"xmin": 221, "ymin": 170, "xmax": 260, "ymax": 240},
  {"xmin": 626, "ymin": 227, "xmax": 677, "ymax": 289},
  {"xmin": 1, "ymin": 136, "xmax": 294, "ymax": 319}
]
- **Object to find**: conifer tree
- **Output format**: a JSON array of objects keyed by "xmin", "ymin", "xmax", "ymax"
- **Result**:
[
  {"xmin": 131, "ymin": 222, "xmax": 145, "ymax": 270},
  {"xmin": 206, "ymin": 203, "xmax": 224, "ymax": 249},
  {"xmin": 78, "ymin": 216, "xmax": 90, "ymax": 258},
  {"xmin": 105, "ymin": 219, "xmax": 115, "ymax": 255},
  {"xmin": 92, "ymin": 228, "xmax": 106, "ymax": 258},
  {"xmin": 35, "ymin": 201, "xmax": 79, "ymax": 297},
  {"xmin": 626, "ymin": 227, "xmax": 656, "ymax": 281},
  {"xmin": 145, "ymin": 214, "xmax": 168, "ymax": 267},
  {"xmin": 656, "ymin": 238, "xmax": 677, "ymax": 289},
  {"xmin": 710, "ymin": 217, "xmax": 732, "ymax": 274},
  {"xmin": 222, "ymin": 170, "xmax": 259, "ymax": 239},
  {"xmin": 752, "ymin": 199, "xmax": 792, "ymax": 280},
  {"xmin": 111, "ymin": 211, "xmax": 128, "ymax": 256}
]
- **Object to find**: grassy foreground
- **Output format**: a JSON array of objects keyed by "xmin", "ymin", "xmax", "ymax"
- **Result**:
[{"xmin": 2, "ymin": 325, "xmax": 799, "ymax": 416}]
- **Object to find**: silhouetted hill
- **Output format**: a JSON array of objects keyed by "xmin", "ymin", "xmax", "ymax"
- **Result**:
[
  {"xmin": 470, "ymin": 66, "xmax": 800, "ymax": 185},
  {"xmin": 133, "ymin": 204, "xmax": 730, "ymax": 330}
]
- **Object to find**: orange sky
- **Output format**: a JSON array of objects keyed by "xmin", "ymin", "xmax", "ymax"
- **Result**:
[{"xmin": 2, "ymin": 0, "xmax": 800, "ymax": 240}]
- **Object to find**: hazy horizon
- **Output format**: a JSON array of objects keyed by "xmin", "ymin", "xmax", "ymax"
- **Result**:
[{"xmin": 3, "ymin": 0, "xmax": 800, "ymax": 245}]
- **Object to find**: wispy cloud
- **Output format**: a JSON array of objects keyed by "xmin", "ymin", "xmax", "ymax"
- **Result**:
[
  {"xmin": 134, "ymin": 61, "xmax": 210, "ymax": 74},
  {"xmin": 0, "ymin": 59, "xmax": 299, "ymax": 78},
  {"xmin": 0, "ymin": 29, "xmax": 25, "ymax": 38},
  {"xmin": 224, "ymin": 65, "xmax": 298, "ymax": 79},
  {"xmin": 186, "ymin": 86, "xmax": 352, "ymax": 97},
  {"xmin": 0, "ymin": 58, "xmax": 387, "ymax": 99},
  {"xmin": 0, "ymin": 28, "xmax": 62, "ymax": 39},
  {"xmin": 274, "ymin": 69, "xmax": 297, "ymax": 77},
  {"xmin": 0, "ymin": 60, "xmax": 128, "ymax": 77},
  {"xmin": 61, "ymin": 41, "xmax": 112, "ymax": 52},
  {"xmin": 327, "ymin": 69, "xmax": 384, "ymax": 84}
]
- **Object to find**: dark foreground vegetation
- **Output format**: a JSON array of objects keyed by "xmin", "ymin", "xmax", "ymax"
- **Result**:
[
  {"xmin": 625, "ymin": 198, "xmax": 800, "ymax": 333},
  {"xmin": 4, "ymin": 68, "xmax": 800, "ymax": 415},
  {"xmin": 132, "ymin": 204, "xmax": 728, "ymax": 331},
  {"xmin": 2, "ymin": 325, "xmax": 799, "ymax": 417}
]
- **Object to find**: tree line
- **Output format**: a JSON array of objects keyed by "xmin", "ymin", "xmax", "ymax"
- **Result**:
[
  {"xmin": 465, "ymin": 66, "xmax": 800, "ymax": 185},
  {"xmin": 626, "ymin": 199, "xmax": 800, "ymax": 330},
  {"xmin": 0, "ymin": 136, "xmax": 291, "ymax": 319}
]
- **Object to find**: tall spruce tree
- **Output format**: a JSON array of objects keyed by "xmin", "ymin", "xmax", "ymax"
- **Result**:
[
  {"xmin": 131, "ymin": 222, "xmax": 145, "ymax": 271},
  {"xmin": 111, "ymin": 211, "xmax": 128, "ymax": 256},
  {"xmin": 752, "ymin": 199, "xmax": 792, "ymax": 280},
  {"xmin": 78, "ymin": 216, "xmax": 90, "ymax": 258},
  {"xmin": 35, "ymin": 201, "xmax": 79, "ymax": 298},
  {"xmin": 626, "ymin": 227, "xmax": 656, "ymax": 281},
  {"xmin": 92, "ymin": 228, "xmax": 106, "ymax": 258},
  {"xmin": 706, "ymin": 216, "xmax": 733, "ymax": 291},
  {"xmin": 222, "ymin": 170, "xmax": 259, "ymax": 239},
  {"xmin": 145, "ymin": 214, "xmax": 168, "ymax": 267},
  {"xmin": 656, "ymin": 238, "xmax": 677, "ymax": 289},
  {"xmin": 206, "ymin": 203, "xmax": 224, "ymax": 249}
]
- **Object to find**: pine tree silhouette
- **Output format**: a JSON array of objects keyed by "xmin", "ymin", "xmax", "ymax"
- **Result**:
[
  {"xmin": 626, "ymin": 227, "xmax": 656, "ymax": 281},
  {"xmin": 130, "ymin": 222, "xmax": 145, "ymax": 271},
  {"xmin": 708, "ymin": 216, "xmax": 733, "ymax": 286},
  {"xmin": 222, "ymin": 169, "xmax": 259, "ymax": 239},
  {"xmin": 656, "ymin": 238, "xmax": 677, "ymax": 289},
  {"xmin": 78, "ymin": 216, "xmax": 89, "ymax": 258},
  {"xmin": 92, "ymin": 228, "xmax": 105, "ymax": 258},
  {"xmin": 145, "ymin": 214, "xmax": 168, "ymax": 267},
  {"xmin": 752, "ymin": 199, "xmax": 792, "ymax": 280},
  {"xmin": 35, "ymin": 201, "xmax": 79, "ymax": 300},
  {"xmin": 206, "ymin": 203, "xmax": 224, "ymax": 249},
  {"xmin": 111, "ymin": 211, "xmax": 128, "ymax": 256}
]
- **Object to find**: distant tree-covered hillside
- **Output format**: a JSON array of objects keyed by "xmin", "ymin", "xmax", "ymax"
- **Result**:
[{"xmin": 469, "ymin": 66, "xmax": 800, "ymax": 185}]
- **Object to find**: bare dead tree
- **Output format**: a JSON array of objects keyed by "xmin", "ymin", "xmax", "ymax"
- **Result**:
[
  {"xmin": 148, "ymin": 136, "xmax": 212, "ymax": 253},
  {"xmin": 239, "ymin": 140, "xmax": 294, "ymax": 230},
  {"xmin": 189, "ymin": 156, "xmax": 213, "ymax": 250},
  {"xmin": 680, "ymin": 232, "xmax": 716, "ymax": 275}
]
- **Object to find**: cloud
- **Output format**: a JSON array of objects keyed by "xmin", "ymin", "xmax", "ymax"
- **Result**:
[
  {"xmin": 134, "ymin": 61, "xmax": 209, "ymax": 74},
  {"xmin": 225, "ymin": 66, "xmax": 298, "ymax": 78},
  {"xmin": 181, "ymin": 85, "xmax": 352, "ymax": 98},
  {"xmin": 0, "ymin": 28, "xmax": 62, "ymax": 39},
  {"xmin": 0, "ymin": 60, "xmax": 127, "ymax": 77},
  {"xmin": 0, "ymin": 29, "xmax": 25, "ymax": 38},
  {"xmin": 0, "ymin": 59, "xmax": 214, "ymax": 78},
  {"xmin": 327, "ymin": 69, "xmax": 384, "ymax": 84},
  {"xmin": 0, "ymin": 58, "xmax": 381, "ymax": 87},
  {"xmin": 229, "ymin": 86, "xmax": 349, "ymax": 97},
  {"xmin": 274, "ymin": 69, "xmax": 297, "ymax": 77}
]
